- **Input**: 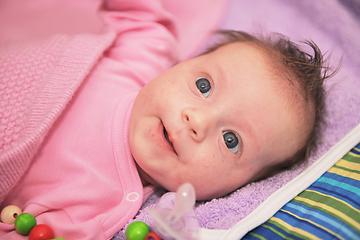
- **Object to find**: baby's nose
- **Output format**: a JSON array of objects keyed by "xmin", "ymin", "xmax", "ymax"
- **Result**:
[{"xmin": 181, "ymin": 108, "xmax": 209, "ymax": 142}]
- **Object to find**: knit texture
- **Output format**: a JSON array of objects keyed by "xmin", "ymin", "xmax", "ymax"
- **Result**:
[{"xmin": 0, "ymin": 30, "xmax": 116, "ymax": 203}]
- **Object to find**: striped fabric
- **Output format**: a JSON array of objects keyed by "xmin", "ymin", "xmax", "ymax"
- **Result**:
[{"xmin": 243, "ymin": 143, "xmax": 360, "ymax": 240}]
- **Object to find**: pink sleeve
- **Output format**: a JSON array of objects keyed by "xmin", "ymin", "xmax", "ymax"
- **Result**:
[{"xmin": 100, "ymin": 0, "xmax": 180, "ymax": 86}]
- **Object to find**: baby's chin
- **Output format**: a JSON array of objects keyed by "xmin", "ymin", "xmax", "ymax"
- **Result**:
[
  {"xmin": 195, "ymin": 190, "xmax": 225, "ymax": 201},
  {"xmin": 186, "ymin": 183, "xmax": 234, "ymax": 201},
  {"xmin": 136, "ymin": 166, "xmax": 237, "ymax": 200}
]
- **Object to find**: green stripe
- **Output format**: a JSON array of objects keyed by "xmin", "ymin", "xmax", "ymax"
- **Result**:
[
  {"xmin": 293, "ymin": 191, "xmax": 360, "ymax": 233},
  {"xmin": 333, "ymin": 164, "xmax": 360, "ymax": 175},
  {"xmin": 300, "ymin": 190, "xmax": 352, "ymax": 211},
  {"xmin": 262, "ymin": 223, "xmax": 295, "ymax": 240},
  {"xmin": 298, "ymin": 190, "xmax": 360, "ymax": 220},
  {"xmin": 342, "ymin": 154, "xmax": 360, "ymax": 163},
  {"xmin": 267, "ymin": 218, "xmax": 314, "ymax": 240},
  {"xmin": 249, "ymin": 232, "xmax": 268, "ymax": 240}
]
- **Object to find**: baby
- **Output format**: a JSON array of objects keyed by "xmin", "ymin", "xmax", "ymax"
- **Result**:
[
  {"xmin": 130, "ymin": 30, "xmax": 328, "ymax": 200},
  {"xmin": 0, "ymin": 1, "xmax": 331, "ymax": 239}
]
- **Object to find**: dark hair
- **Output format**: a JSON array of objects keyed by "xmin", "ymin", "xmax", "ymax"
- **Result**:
[{"xmin": 202, "ymin": 30, "xmax": 338, "ymax": 180}]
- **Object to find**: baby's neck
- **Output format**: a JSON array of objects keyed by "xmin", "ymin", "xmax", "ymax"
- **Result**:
[{"xmin": 135, "ymin": 161, "xmax": 151, "ymax": 187}]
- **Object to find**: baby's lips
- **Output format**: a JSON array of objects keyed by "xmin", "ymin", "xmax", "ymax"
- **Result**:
[
  {"xmin": 171, "ymin": 135, "xmax": 194, "ymax": 161},
  {"xmin": 166, "ymin": 130, "xmax": 179, "ymax": 156}
]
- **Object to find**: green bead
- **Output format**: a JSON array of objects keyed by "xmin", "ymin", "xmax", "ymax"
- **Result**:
[
  {"xmin": 14, "ymin": 213, "xmax": 37, "ymax": 236},
  {"xmin": 125, "ymin": 221, "xmax": 151, "ymax": 240}
]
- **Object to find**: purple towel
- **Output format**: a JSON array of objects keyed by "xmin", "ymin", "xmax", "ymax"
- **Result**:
[{"xmin": 113, "ymin": 0, "xmax": 360, "ymax": 238}]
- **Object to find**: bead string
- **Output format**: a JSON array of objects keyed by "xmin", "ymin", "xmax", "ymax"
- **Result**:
[
  {"xmin": 1, "ymin": 205, "xmax": 162, "ymax": 240},
  {"xmin": 0, "ymin": 205, "xmax": 64, "ymax": 240}
]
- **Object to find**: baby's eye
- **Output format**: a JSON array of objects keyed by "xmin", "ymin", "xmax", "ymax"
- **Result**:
[
  {"xmin": 196, "ymin": 77, "xmax": 211, "ymax": 98},
  {"xmin": 222, "ymin": 131, "xmax": 239, "ymax": 154}
]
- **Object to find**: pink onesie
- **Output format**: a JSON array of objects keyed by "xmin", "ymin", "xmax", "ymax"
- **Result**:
[{"xmin": 0, "ymin": 0, "xmax": 226, "ymax": 239}]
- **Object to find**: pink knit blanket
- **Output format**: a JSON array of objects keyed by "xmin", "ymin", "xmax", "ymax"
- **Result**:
[{"xmin": 0, "ymin": 31, "xmax": 116, "ymax": 203}]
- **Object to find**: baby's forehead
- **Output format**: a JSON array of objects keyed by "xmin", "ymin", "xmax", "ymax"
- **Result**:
[
  {"xmin": 192, "ymin": 41, "xmax": 302, "ymax": 98},
  {"xmin": 205, "ymin": 40, "xmax": 308, "ymax": 119},
  {"xmin": 216, "ymin": 42, "xmax": 300, "ymax": 90},
  {"xmin": 209, "ymin": 41, "xmax": 266, "ymax": 58},
  {"xmin": 191, "ymin": 42, "xmax": 268, "ymax": 76}
]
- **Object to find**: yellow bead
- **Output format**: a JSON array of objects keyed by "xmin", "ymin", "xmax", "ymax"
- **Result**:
[{"xmin": 1, "ymin": 205, "xmax": 22, "ymax": 225}]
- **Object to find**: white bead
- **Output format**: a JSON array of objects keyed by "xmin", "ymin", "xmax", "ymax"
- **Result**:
[{"xmin": 1, "ymin": 205, "xmax": 22, "ymax": 225}]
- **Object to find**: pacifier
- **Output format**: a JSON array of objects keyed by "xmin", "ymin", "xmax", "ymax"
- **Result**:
[{"xmin": 147, "ymin": 183, "xmax": 199, "ymax": 240}]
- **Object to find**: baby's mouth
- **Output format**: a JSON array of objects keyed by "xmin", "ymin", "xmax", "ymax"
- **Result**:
[{"xmin": 163, "ymin": 126, "xmax": 177, "ymax": 154}]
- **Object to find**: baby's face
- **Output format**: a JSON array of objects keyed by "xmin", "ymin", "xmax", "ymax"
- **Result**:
[{"xmin": 129, "ymin": 42, "xmax": 306, "ymax": 200}]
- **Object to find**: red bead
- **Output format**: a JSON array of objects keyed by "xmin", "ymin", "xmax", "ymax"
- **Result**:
[
  {"xmin": 28, "ymin": 224, "xmax": 55, "ymax": 240},
  {"xmin": 145, "ymin": 232, "xmax": 162, "ymax": 240}
]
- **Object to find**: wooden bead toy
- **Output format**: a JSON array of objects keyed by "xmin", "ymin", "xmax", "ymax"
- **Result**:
[
  {"xmin": 1, "ymin": 205, "xmax": 65, "ymax": 239},
  {"xmin": 0, "ymin": 205, "xmax": 22, "ymax": 225}
]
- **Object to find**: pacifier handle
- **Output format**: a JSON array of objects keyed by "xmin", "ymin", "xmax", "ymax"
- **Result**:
[
  {"xmin": 165, "ymin": 183, "xmax": 196, "ymax": 223},
  {"xmin": 148, "ymin": 183, "xmax": 199, "ymax": 240}
]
